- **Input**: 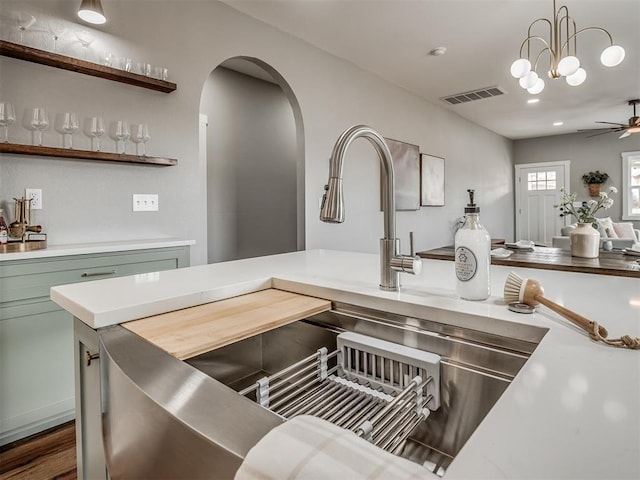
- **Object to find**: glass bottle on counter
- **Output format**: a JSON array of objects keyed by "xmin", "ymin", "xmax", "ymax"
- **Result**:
[
  {"xmin": 454, "ymin": 189, "xmax": 491, "ymax": 300},
  {"xmin": 0, "ymin": 209, "xmax": 8, "ymax": 244}
]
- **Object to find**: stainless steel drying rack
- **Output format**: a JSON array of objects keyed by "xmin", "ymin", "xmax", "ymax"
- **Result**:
[{"xmin": 240, "ymin": 332, "xmax": 441, "ymax": 455}]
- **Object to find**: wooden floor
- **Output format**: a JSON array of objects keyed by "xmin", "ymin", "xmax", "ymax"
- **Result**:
[{"xmin": 0, "ymin": 421, "xmax": 76, "ymax": 480}]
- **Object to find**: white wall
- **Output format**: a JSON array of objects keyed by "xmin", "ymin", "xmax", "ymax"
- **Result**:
[
  {"xmin": 514, "ymin": 132, "xmax": 640, "ymax": 228},
  {"xmin": 201, "ymin": 67, "xmax": 297, "ymax": 263},
  {"xmin": 0, "ymin": 0, "xmax": 514, "ymax": 265}
]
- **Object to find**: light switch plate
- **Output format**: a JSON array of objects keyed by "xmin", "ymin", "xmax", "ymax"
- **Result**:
[
  {"xmin": 26, "ymin": 188, "xmax": 42, "ymax": 210},
  {"xmin": 133, "ymin": 194, "xmax": 159, "ymax": 212}
]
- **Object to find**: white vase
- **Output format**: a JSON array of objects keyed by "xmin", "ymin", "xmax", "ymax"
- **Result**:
[{"xmin": 570, "ymin": 223, "xmax": 600, "ymax": 258}]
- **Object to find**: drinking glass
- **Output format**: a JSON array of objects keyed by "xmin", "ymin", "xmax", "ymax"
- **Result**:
[
  {"xmin": 88, "ymin": 116, "xmax": 105, "ymax": 151},
  {"xmin": 61, "ymin": 112, "xmax": 79, "ymax": 149},
  {"xmin": 131, "ymin": 123, "xmax": 150, "ymax": 156},
  {"xmin": 75, "ymin": 30, "xmax": 95, "ymax": 60},
  {"xmin": 0, "ymin": 102, "xmax": 16, "ymax": 143},
  {"xmin": 115, "ymin": 57, "xmax": 133, "ymax": 72},
  {"xmin": 29, "ymin": 108, "xmax": 49, "ymax": 146},
  {"xmin": 47, "ymin": 22, "xmax": 68, "ymax": 53},
  {"xmin": 17, "ymin": 13, "xmax": 36, "ymax": 45},
  {"xmin": 99, "ymin": 51, "xmax": 114, "ymax": 67},
  {"xmin": 114, "ymin": 120, "xmax": 130, "ymax": 154},
  {"xmin": 135, "ymin": 62, "xmax": 151, "ymax": 76}
]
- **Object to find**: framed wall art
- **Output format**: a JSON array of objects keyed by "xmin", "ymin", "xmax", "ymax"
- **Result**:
[
  {"xmin": 383, "ymin": 137, "xmax": 420, "ymax": 211},
  {"xmin": 420, "ymin": 153, "xmax": 445, "ymax": 206}
]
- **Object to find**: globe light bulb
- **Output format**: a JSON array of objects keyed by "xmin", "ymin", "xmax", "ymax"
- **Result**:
[
  {"xmin": 600, "ymin": 45, "xmax": 625, "ymax": 67},
  {"xmin": 566, "ymin": 67, "xmax": 586, "ymax": 86},
  {"xmin": 557, "ymin": 56, "xmax": 580, "ymax": 76},
  {"xmin": 527, "ymin": 77, "xmax": 545, "ymax": 95},
  {"xmin": 519, "ymin": 70, "xmax": 539, "ymax": 89},
  {"xmin": 510, "ymin": 58, "xmax": 531, "ymax": 79}
]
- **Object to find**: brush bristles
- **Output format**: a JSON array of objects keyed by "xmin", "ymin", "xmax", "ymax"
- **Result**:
[{"xmin": 504, "ymin": 271, "xmax": 525, "ymax": 303}]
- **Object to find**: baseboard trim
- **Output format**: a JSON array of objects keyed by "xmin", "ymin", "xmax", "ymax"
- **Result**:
[{"xmin": 0, "ymin": 407, "xmax": 75, "ymax": 446}]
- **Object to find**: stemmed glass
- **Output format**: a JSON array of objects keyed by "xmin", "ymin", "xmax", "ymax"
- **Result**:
[
  {"xmin": 29, "ymin": 108, "xmax": 49, "ymax": 146},
  {"xmin": 61, "ymin": 112, "xmax": 79, "ymax": 149},
  {"xmin": 131, "ymin": 123, "xmax": 150, "ymax": 156},
  {"xmin": 47, "ymin": 22, "xmax": 68, "ymax": 53},
  {"xmin": 88, "ymin": 116, "xmax": 105, "ymax": 152},
  {"xmin": 114, "ymin": 120, "xmax": 130, "ymax": 154},
  {"xmin": 75, "ymin": 30, "xmax": 95, "ymax": 60},
  {"xmin": 17, "ymin": 14, "xmax": 36, "ymax": 45},
  {"xmin": 0, "ymin": 103, "xmax": 16, "ymax": 143}
]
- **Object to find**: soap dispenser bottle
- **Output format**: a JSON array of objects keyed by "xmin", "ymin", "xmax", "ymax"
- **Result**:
[{"xmin": 454, "ymin": 189, "xmax": 491, "ymax": 300}]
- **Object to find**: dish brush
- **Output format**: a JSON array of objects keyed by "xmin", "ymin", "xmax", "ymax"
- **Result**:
[{"xmin": 503, "ymin": 271, "xmax": 608, "ymax": 338}]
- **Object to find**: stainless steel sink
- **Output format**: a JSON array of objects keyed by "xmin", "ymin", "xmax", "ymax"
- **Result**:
[{"xmin": 99, "ymin": 300, "xmax": 546, "ymax": 478}]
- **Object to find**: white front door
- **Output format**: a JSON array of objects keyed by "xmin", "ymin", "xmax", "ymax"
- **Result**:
[{"xmin": 515, "ymin": 161, "xmax": 570, "ymax": 246}]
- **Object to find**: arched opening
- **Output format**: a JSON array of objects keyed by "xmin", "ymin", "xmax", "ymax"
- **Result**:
[{"xmin": 199, "ymin": 58, "xmax": 304, "ymax": 263}]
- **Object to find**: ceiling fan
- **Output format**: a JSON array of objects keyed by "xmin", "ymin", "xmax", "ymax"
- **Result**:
[{"xmin": 580, "ymin": 99, "xmax": 640, "ymax": 139}]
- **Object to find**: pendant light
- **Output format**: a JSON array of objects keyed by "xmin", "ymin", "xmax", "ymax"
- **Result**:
[
  {"xmin": 77, "ymin": 0, "xmax": 106, "ymax": 25},
  {"xmin": 510, "ymin": 0, "xmax": 625, "ymax": 94}
]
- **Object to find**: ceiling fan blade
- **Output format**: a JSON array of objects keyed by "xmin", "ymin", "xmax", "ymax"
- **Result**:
[
  {"xmin": 595, "ymin": 121, "xmax": 626, "ymax": 126},
  {"xmin": 585, "ymin": 130, "xmax": 620, "ymax": 138},
  {"xmin": 619, "ymin": 130, "xmax": 631, "ymax": 139},
  {"xmin": 577, "ymin": 128, "xmax": 615, "ymax": 132}
]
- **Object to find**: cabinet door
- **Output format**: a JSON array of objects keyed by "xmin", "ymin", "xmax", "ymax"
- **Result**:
[{"xmin": 0, "ymin": 308, "xmax": 74, "ymax": 444}]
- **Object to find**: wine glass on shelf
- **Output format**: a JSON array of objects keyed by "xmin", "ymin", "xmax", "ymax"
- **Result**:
[
  {"xmin": 17, "ymin": 13, "xmax": 36, "ymax": 45},
  {"xmin": 29, "ymin": 108, "xmax": 49, "ymax": 146},
  {"xmin": 61, "ymin": 112, "xmax": 79, "ymax": 149},
  {"xmin": 131, "ymin": 123, "xmax": 150, "ymax": 156},
  {"xmin": 0, "ymin": 103, "xmax": 16, "ymax": 143},
  {"xmin": 75, "ymin": 30, "xmax": 95, "ymax": 60},
  {"xmin": 47, "ymin": 22, "xmax": 68, "ymax": 53},
  {"xmin": 88, "ymin": 116, "xmax": 105, "ymax": 151},
  {"xmin": 113, "ymin": 120, "xmax": 130, "ymax": 154}
]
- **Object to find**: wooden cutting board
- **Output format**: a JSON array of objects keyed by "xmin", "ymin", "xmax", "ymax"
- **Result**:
[{"xmin": 122, "ymin": 288, "xmax": 331, "ymax": 360}]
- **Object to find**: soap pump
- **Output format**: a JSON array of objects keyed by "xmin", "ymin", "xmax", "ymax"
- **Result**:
[{"xmin": 454, "ymin": 189, "xmax": 491, "ymax": 300}]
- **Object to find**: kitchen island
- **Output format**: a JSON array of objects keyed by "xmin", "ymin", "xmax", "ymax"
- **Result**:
[{"xmin": 51, "ymin": 249, "xmax": 640, "ymax": 479}]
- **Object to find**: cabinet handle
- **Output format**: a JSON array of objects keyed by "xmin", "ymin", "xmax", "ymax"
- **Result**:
[
  {"xmin": 86, "ymin": 351, "xmax": 100, "ymax": 366},
  {"xmin": 81, "ymin": 269, "xmax": 116, "ymax": 278}
]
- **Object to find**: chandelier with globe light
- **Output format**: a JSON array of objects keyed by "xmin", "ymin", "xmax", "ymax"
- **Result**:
[{"xmin": 510, "ymin": 0, "xmax": 625, "ymax": 95}]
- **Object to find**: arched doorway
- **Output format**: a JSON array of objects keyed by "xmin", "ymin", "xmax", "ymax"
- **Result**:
[{"xmin": 200, "ymin": 58, "xmax": 304, "ymax": 263}]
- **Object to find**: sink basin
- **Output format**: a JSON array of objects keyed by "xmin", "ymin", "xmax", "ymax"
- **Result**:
[{"xmin": 186, "ymin": 302, "xmax": 546, "ymax": 475}]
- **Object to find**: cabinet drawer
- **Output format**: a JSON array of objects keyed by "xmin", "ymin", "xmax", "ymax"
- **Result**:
[
  {"xmin": 0, "ymin": 298, "xmax": 62, "ymax": 321},
  {"xmin": 0, "ymin": 247, "xmax": 188, "ymax": 304}
]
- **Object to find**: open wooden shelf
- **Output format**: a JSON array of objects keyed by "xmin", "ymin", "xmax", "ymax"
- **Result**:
[
  {"xmin": 0, "ymin": 143, "xmax": 177, "ymax": 167},
  {"xmin": 0, "ymin": 40, "xmax": 177, "ymax": 93}
]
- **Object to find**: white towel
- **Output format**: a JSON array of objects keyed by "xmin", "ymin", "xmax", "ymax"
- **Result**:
[{"xmin": 235, "ymin": 415, "xmax": 438, "ymax": 480}]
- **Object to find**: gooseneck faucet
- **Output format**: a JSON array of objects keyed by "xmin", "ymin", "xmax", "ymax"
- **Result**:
[{"xmin": 320, "ymin": 125, "xmax": 422, "ymax": 291}]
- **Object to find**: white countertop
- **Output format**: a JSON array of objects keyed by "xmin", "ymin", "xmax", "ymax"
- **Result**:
[
  {"xmin": 0, "ymin": 238, "xmax": 195, "ymax": 261},
  {"xmin": 50, "ymin": 249, "xmax": 640, "ymax": 479}
]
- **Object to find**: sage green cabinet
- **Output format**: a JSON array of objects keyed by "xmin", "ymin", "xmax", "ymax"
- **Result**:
[{"xmin": 0, "ymin": 246, "xmax": 189, "ymax": 445}]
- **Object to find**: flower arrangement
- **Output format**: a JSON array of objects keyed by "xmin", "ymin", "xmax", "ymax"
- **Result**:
[
  {"xmin": 581, "ymin": 170, "xmax": 609, "ymax": 185},
  {"xmin": 555, "ymin": 186, "xmax": 617, "ymax": 225}
]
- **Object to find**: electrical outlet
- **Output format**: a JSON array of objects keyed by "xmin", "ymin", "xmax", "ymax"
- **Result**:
[
  {"xmin": 26, "ymin": 188, "xmax": 42, "ymax": 210},
  {"xmin": 132, "ymin": 194, "xmax": 159, "ymax": 212}
]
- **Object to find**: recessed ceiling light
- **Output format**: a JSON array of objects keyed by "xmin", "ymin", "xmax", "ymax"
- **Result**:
[
  {"xmin": 429, "ymin": 47, "xmax": 447, "ymax": 56},
  {"xmin": 553, "ymin": 121, "xmax": 564, "ymax": 126},
  {"xmin": 527, "ymin": 99, "xmax": 540, "ymax": 104}
]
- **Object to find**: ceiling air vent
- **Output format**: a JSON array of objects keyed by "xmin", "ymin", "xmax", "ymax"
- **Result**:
[{"xmin": 441, "ymin": 86, "xmax": 506, "ymax": 105}]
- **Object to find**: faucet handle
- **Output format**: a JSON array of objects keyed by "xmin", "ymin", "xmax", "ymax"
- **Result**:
[{"xmin": 390, "ymin": 255, "xmax": 422, "ymax": 275}]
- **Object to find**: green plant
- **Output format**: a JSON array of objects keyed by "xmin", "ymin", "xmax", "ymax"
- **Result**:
[
  {"xmin": 582, "ymin": 170, "xmax": 609, "ymax": 184},
  {"xmin": 555, "ymin": 186, "xmax": 617, "ymax": 224}
]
